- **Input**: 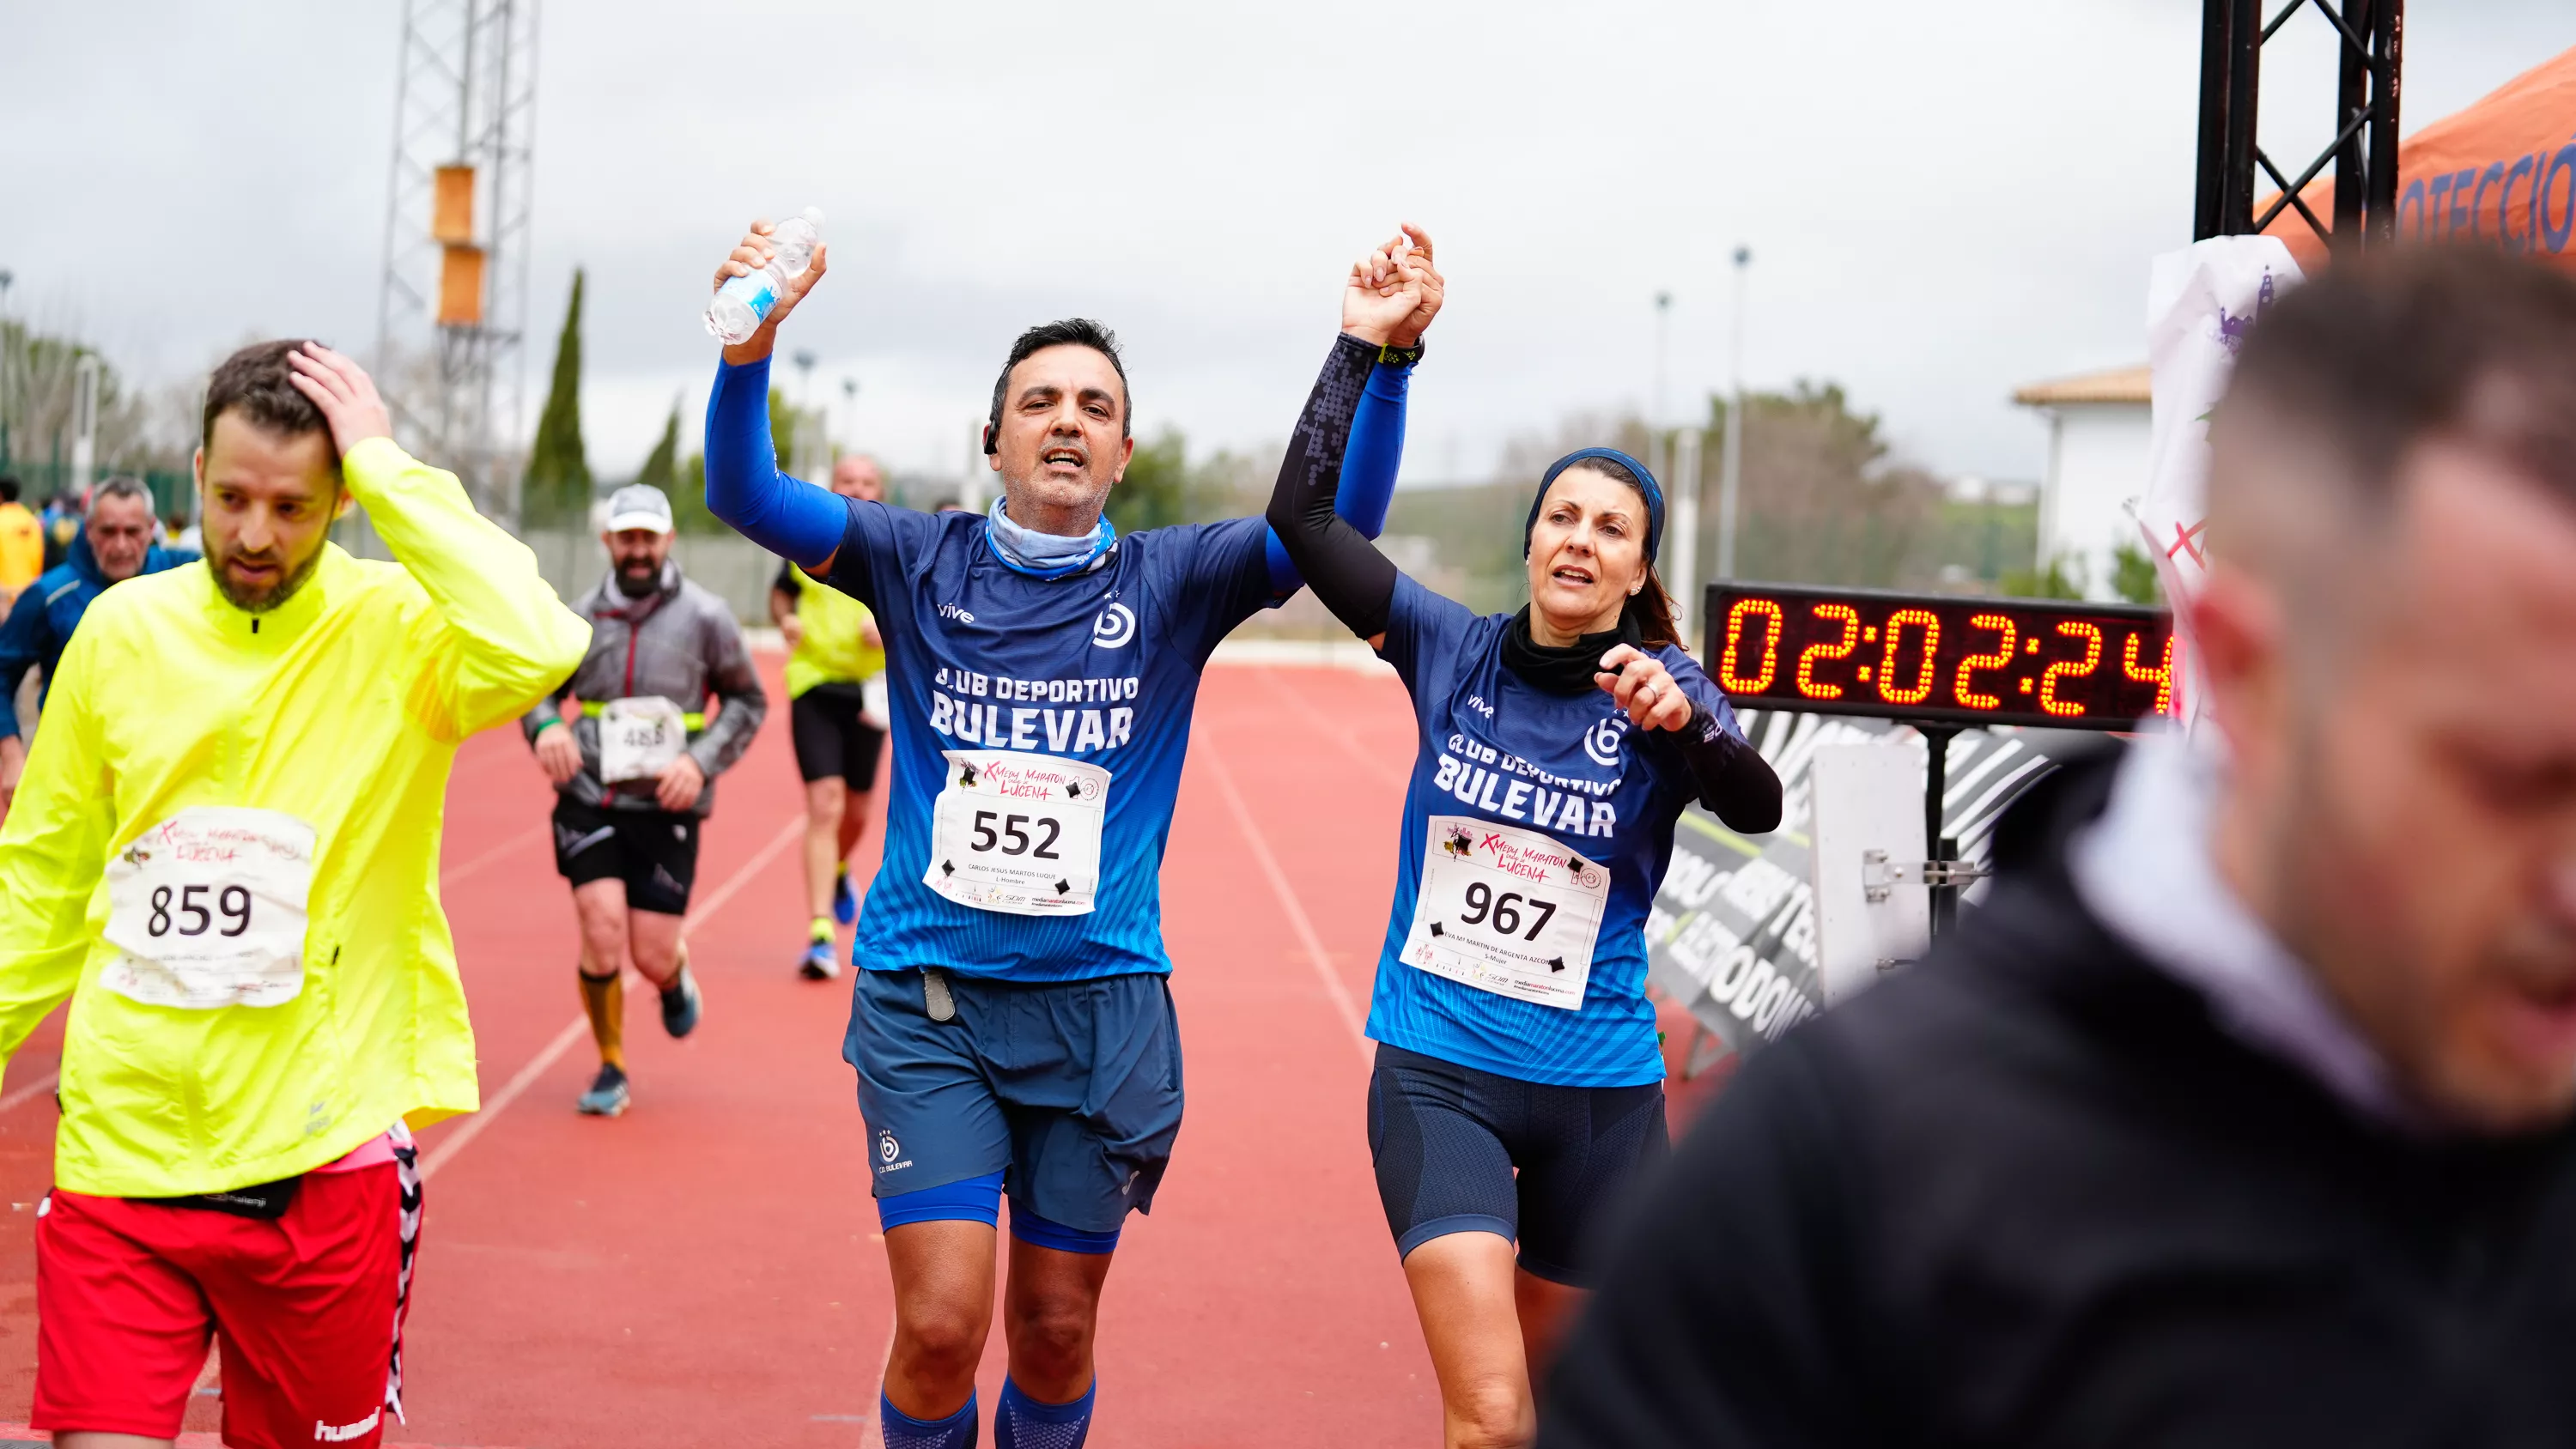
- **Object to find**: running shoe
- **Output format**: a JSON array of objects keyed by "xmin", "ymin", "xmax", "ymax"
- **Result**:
[
  {"xmin": 660, "ymin": 965, "xmax": 702, "ymax": 1039},
  {"xmin": 801, "ymin": 919, "xmax": 841, "ymax": 981},
  {"xmin": 575, "ymin": 1063, "xmax": 629, "ymax": 1117},
  {"xmin": 831, "ymin": 864, "xmax": 856, "ymax": 925}
]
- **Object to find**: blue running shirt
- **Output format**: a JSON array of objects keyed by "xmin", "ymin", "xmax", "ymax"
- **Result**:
[
  {"xmin": 1367, "ymin": 575, "xmax": 1743, "ymax": 1087},
  {"xmin": 824, "ymin": 503, "xmax": 1275, "ymax": 982}
]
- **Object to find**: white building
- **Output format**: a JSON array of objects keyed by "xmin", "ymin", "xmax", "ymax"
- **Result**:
[{"xmin": 2014, "ymin": 365, "xmax": 2150, "ymax": 601}]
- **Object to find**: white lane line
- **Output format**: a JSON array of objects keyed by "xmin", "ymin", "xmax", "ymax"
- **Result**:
[
  {"xmin": 0, "ymin": 1071, "xmax": 58, "ymax": 1115},
  {"xmin": 440, "ymin": 824, "xmax": 547, "ymax": 888},
  {"xmin": 1196, "ymin": 737, "xmax": 1372, "ymax": 1065},
  {"xmin": 420, "ymin": 814, "xmax": 805, "ymax": 1181},
  {"xmin": 858, "ymin": 1311, "xmax": 896, "ymax": 1449}
]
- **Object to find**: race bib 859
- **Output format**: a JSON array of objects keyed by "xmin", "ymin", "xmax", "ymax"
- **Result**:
[{"xmin": 100, "ymin": 807, "xmax": 317, "ymax": 1009}]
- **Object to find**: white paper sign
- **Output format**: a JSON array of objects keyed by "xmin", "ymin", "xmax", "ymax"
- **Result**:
[{"xmin": 2141, "ymin": 237, "xmax": 2306, "ymax": 728}]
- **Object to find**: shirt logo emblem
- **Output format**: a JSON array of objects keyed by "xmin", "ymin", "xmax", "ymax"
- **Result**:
[
  {"xmin": 1091, "ymin": 603, "xmax": 1136, "ymax": 650},
  {"xmin": 1583, "ymin": 714, "xmax": 1631, "ymax": 768}
]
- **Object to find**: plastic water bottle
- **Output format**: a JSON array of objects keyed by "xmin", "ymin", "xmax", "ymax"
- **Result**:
[{"xmin": 704, "ymin": 207, "xmax": 824, "ymax": 345}]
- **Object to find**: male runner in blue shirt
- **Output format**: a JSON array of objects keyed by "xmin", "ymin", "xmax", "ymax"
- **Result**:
[{"xmin": 700, "ymin": 219, "xmax": 1434, "ymax": 1449}]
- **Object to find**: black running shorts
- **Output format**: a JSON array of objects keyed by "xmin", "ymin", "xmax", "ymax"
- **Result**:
[
  {"xmin": 550, "ymin": 797, "xmax": 699, "ymax": 916},
  {"xmin": 790, "ymin": 683, "xmax": 886, "ymax": 789},
  {"xmin": 1367, "ymin": 1042, "xmax": 1669, "ymax": 1287}
]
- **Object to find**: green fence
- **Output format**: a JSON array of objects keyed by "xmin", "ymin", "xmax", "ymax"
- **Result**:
[{"xmin": 0, "ymin": 458, "xmax": 193, "ymax": 522}]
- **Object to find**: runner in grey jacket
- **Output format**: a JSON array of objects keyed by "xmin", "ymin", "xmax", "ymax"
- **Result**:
[{"xmin": 520, "ymin": 484, "xmax": 768, "ymax": 1116}]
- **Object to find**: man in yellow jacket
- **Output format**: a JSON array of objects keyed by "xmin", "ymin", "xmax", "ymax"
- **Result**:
[
  {"xmin": 0, "ymin": 340, "xmax": 588, "ymax": 1449},
  {"xmin": 769, "ymin": 452, "xmax": 889, "ymax": 979}
]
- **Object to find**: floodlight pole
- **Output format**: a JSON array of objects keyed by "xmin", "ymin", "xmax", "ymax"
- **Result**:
[{"xmin": 1716, "ymin": 246, "xmax": 1750, "ymax": 581}]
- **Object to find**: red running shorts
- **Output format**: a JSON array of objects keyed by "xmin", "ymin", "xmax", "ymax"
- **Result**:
[{"xmin": 32, "ymin": 1155, "xmax": 422, "ymax": 1449}]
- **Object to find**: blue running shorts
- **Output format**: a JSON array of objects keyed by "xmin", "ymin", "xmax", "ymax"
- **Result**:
[
  {"xmin": 1368, "ymin": 1042, "xmax": 1669, "ymax": 1287},
  {"xmin": 848, "ymin": 968, "xmax": 1183, "ymax": 1234}
]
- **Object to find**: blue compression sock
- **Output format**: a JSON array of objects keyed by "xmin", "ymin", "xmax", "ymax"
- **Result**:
[
  {"xmin": 995, "ymin": 1376, "xmax": 1095, "ymax": 1449},
  {"xmin": 882, "ymin": 1390, "xmax": 979, "ymax": 1449}
]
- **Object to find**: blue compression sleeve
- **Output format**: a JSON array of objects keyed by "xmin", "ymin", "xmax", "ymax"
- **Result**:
[
  {"xmin": 883, "ymin": 1391, "xmax": 979, "ymax": 1449},
  {"xmin": 996, "ymin": 1376, "xmax": 1096, "ymax": 1449},
  {"xmin": 704, "ymin": 355, "xmax": 848, "ymax": 568},
  {"xmin": 1261, "ymin": 347, "xmax": 1414, "ymax": 592},
  {"xmin": 1008, "ymin": 1206, "xmax": 1121, "ymax": 1255}
]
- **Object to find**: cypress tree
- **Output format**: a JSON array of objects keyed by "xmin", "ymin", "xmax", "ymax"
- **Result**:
[
  {"xmin": 524, "ymin": 268, "xmax": 590, "ymax": 523},
  {"xmin": 635, "ymin": 400, "xmax": 679, "ymax": 491}
]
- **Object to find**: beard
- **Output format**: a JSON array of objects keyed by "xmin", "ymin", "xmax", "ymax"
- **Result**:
[
  {"xmin": 210, "ymin": 543, "xmax": 326, "ymax": 614},
  {"xmin": 614, "ymin": 560, "xmax": 664, "ymax": 597}
]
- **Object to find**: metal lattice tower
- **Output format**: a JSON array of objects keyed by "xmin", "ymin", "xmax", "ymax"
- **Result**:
[
  {"xmin": 2195, "ymin": 0, "xmax": 2403, "ymax": 248},
  {"xmin": 374, "ymin": 0, "xmax": 541, "ymax": 523}
]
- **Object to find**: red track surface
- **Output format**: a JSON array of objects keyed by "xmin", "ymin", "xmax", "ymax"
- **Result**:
[{"xmin": 0, "ymin": 658, "xmax": 1455, "ymax": 1447}]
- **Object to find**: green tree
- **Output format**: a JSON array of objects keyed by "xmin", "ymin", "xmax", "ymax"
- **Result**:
[
  {"xmin": 2001, "ymin": 554, "xmax": 2087, "ymax": 600},
  {"xmin": 2111, "ymin": 541, "xmax": 2163, "ymax": 605},
  {"xmin": 635, "ymin": 401, "xmax": 679, "ymax": 491},
  {"xmin": 522, "ymin": 268, "xmax": 591, "ymax": 524},
  {"xmin": 1106, "ymin": 426, "xmax": 1195, "ymax": 533}
]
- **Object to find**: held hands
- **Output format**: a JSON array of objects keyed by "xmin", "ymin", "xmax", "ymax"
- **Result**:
[
  {"xmin": 1342, "ymin": 224, "xmax": 1442, "ymax": 349},
  {"xmin": 654, "ymin": 754, "xmax": 708, "ymax": 813},
  {"xmin": 284, "ymin": 345, "xmax": 393, "ymax": 458},
  {"xmin": 714, "ymin": 219, "xmax": 830, "ymax": 367},
  {"xmin": 1596, "ymin": 646, "xmax": 1695, "ymax": 732},
  {"xmin": 533, "ymin": 721, "xmax": 584, "ymax": 785}
]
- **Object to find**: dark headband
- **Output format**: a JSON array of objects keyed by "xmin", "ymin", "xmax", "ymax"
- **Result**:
[{"xmin": 1523, "ymin": 447, "xmax": 1665, "ymax": 563}]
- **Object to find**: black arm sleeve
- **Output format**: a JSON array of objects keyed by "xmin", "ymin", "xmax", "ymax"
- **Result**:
[
  {"xmin": 1670, "ymin": 711, "xmax": 1785, "ymax": 834},
  {"xmin": 1266, "ymin": 333, "xmax": 1400, "ymax": 640}
]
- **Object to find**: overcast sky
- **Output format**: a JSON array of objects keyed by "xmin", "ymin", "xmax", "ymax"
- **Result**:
[{"xmin": 5, "ymin": 1, "xmax": 2571, "ymax": 488}]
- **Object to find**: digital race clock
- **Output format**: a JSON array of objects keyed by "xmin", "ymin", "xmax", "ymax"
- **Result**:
[{"xmin": 1701, "ymin": 584, "xmax": 2177, "ymax": 731}]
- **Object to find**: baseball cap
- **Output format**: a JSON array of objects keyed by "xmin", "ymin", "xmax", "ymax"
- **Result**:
[{"xmin": 603, "ymin": 484, "xmax": 674, "ymax": 535}]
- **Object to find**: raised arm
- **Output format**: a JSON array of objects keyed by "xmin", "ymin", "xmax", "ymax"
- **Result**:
[
  {"xmin": 286, "ymin": 346, "xmax": 590, "ymax": 738},
  {"xmin": 1264, "ymin": 227, "xmax": 1445, "ymax": 642},
  {"xmin": 702, "ymin": 220, "xmax": 850, "ymax": 573}
]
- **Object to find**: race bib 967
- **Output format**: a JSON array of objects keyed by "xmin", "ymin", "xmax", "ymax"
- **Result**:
[
  {"xmin": 925, "ymin": 749, "xmax": 1110, "ymax": 917},
  {"xmin": 101, "ymin": 807, "xmax": 317, "ymax": 1009},
  {"xmin": 1401, "ymin": 814, "xmax": 1611, "ymax": 1011}
]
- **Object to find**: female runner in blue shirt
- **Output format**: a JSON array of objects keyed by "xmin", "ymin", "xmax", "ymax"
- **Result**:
[{"xmin": 1270, "ymin": 234, "xmax": 1783, "ymax": 1449}]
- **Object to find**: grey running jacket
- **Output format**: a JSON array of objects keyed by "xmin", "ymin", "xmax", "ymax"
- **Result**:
[{"xmin": 520, "ymin": 559, "xmax": 767, "ymax": 816}]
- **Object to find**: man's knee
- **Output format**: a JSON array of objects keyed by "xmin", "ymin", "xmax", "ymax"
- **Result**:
[
  {"xmin": 895, "ymin": 1296, "xmax": 992, "ymax": 1379},
  {"xmin": 805, "ymin": 779, "xmax": 846, "ymax": 823},
  {"xmin": 1008, "ymin": 1285, "xmax": 1100, "ymax": 1376},
  {"xmin": 1446, "ymin": 1373, "xmax": 1535, "ymax": 1449}
]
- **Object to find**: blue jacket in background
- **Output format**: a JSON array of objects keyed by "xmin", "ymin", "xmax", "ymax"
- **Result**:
[{"xmin": 0, "ymin": 532, "xmax": 200, "ymax": 737}]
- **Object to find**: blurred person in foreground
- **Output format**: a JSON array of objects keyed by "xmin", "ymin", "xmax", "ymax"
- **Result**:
[
  {"xmin": 771, "ymin": 452, "xmax": 889, "ymax": 979},
  {"xmin": 1540, "ymin": 246, "xmax": 2576, "ymax": 1447},
  {"xmin": 0, "ymin": 477, "xmax": 197, "ymax": 809}
]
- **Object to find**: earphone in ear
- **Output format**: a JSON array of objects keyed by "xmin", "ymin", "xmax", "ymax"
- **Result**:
[{"xmin": 981, "ymin": 423, "xmax": 999, "ymax": 456}]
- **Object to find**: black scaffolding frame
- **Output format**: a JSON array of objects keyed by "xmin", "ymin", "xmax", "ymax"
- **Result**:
[{"xmin": 2195, "ymin": 0, "xmax": 2405, "ymax": 247}]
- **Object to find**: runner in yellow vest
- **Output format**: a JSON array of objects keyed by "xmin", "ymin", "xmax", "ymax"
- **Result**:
[
  {"xmin": 772, "ymin": 452, "xmax": 889, "ymax": 978},
  {"xmin": 0, "ymin": 340, "xmax": 587, "ymax": 1446}
]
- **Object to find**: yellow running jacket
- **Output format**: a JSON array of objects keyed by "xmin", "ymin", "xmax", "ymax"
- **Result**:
[
  {"xmin": 779, "ymin": 561, "xmax": 883, "ymax": 700},
  {"xmin": 0, "ymin": 438, "xmax": 589, "ymax": 1197}
]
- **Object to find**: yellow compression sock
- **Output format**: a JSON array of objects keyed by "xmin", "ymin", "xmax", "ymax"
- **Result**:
[
  {"xmin": 578, "ymin": 967, "xmax": 626, "ymax": 1070},
  {"xmin": 811, "ymin": 916, "xmax": 835, "ymax": 944}
]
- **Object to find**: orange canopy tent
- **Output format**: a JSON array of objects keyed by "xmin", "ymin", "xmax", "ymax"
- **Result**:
[{"xmin": 2263, "ymin": 43, "xmax": 2576, "ymax": 270}]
